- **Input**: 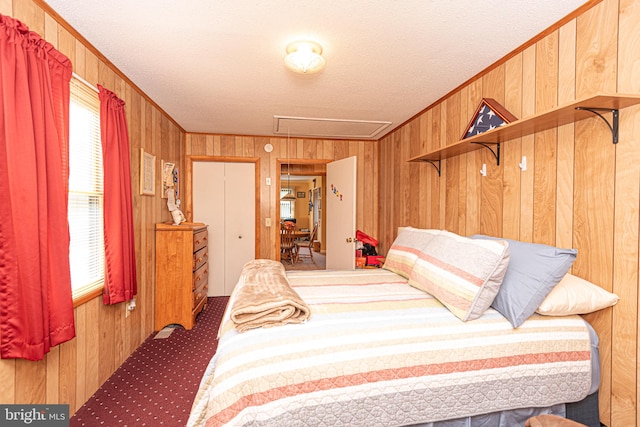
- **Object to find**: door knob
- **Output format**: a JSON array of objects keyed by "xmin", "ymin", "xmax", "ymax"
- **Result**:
[{"xmin": 238, "ymin": 235, "xmax": 242, "ymax": 239}]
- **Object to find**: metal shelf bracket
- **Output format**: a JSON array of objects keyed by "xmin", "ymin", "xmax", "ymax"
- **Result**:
[
  {"xmin": 420, "ymin": 159, "xmax": 441, "ymax": 176},
  {"xmin": 575, "ymin": 107, "xmax": 619, "ymax": 144},
  {"xmin": 471, "ymin": 142, "xmax": 501, "ymax": 165}
]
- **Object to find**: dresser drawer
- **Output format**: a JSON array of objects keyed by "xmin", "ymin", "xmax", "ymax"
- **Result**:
[
  {"xmin": 193, "ymin": 275, "xmax": 208, "ymax": 307},
  {"xmin": 193, "ymin": 229, "xmax": 208, "ymax": 253},
  {"xmin": 193, "ymin": 247, "xmax": 208, "ymax": 271},
  {"xmin": 192, "ymin": 261, "xmax": 208, "ymax": 291}
]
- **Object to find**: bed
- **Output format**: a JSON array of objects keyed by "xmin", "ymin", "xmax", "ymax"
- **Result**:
[{"xmin": 188, "ymin": 228, "xmax": 616, "ymax": 427}]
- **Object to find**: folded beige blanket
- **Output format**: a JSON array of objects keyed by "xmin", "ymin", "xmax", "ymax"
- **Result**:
[{"xmin": 229, "ymin": 259, "xmax": 311, "ymax": 333}]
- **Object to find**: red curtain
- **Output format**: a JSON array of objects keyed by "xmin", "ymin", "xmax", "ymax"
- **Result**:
[
  {"xmin": 98, "ymin": 85, "xmax": 137, "ymax": 305},
  {"xmin": 0, "ymin": 15, "xmax": 75, "ymax": 360}
]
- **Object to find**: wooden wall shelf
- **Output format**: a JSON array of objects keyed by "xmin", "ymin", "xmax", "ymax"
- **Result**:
[{"xmin": 408, "ymin": 93, "xmax": 640, "ymax": 175}]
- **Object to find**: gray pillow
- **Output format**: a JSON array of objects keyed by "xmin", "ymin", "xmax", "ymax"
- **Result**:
[{"xmin": 471, "ymin": 235, "xmax": 577, "ymax": 327}]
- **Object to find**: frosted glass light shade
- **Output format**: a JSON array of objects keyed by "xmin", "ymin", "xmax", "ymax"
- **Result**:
[{"xmin": 284, "ymin": 41, "xmax": 326, "ymax": 74}]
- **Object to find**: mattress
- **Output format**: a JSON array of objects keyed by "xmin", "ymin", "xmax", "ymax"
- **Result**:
[{"xmin": 188, "ymin": 269, "xmax": 597, "ymax": 427}]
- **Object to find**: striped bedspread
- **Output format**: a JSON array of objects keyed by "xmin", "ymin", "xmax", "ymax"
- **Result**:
[{"xmin": 188, "ymin": 269, "xmax": 593, "ymax": 427}]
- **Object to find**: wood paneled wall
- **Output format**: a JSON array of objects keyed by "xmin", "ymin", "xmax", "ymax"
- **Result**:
[
  {"xmin": 0, "ymin": 0, "xmax": 185, "ymax": 415},
  {"xmin": 2, "ymin": 0, "xmax": 637, "ymax": 425},
  {"xmin": 378, "ymin": 1, "xmax": 639, "ymax": 425},
  {"xmin": 183, "ymin": 134, "xmax": 379, "ymax": 260}
]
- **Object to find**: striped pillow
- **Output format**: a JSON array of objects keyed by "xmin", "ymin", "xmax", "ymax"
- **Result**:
[
  {"xmin": 408, "ymin": 230, "xmax": 510, "ymax": 321},
  {"xmin": 382, "ymin": 227, "xmax": 440, "ymax": 279}
]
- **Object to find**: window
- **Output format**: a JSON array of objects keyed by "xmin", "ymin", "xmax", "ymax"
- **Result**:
[
  {"xmin": 280, "ymin": 188, "xmax": 295, "ymax": 219},
  {"xmin": 68, "ymin": 77, "xmax": 104, "ymax": 301}
]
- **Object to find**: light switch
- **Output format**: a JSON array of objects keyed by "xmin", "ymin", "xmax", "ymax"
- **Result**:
[
  {"xmin": 265, "ymin": 218, "xmax": 271, "ymax": 227},
  {"xmin": 266, "ymin": 177, "xmax": 271, "ymax": 185}
]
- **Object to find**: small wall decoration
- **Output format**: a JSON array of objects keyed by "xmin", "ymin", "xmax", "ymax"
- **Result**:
[
  {"xmin": 140, "ymin": 148, "xmax": 155, "ymax": 196},
  {"xmin": 330, "ymin": 184, "xmax": 343, "ymax": 201},
  {"xmin": 296, "ymin": 191, "xmax": 306, "ymax": 198},
  {"xmin": 161, "ymin": 161, "xmax": 178, "ymax": 199},
  {"xmin": 462, "ymin": 98, "xmax": 517, "ymax": 139},
  {"xmin": 161, "ymin": 160, "xmax": 184, "ymax": 224},
  {"xmin": 173, "ymin": 167, "xmax": 180, "ymax": 199}
]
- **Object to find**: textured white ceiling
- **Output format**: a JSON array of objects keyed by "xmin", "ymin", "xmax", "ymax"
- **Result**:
[{"xmin": 44, "ymin": 0, "xmax": 588, "ymax": 139}]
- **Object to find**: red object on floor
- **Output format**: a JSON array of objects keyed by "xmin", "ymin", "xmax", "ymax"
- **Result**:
[
  {"xmin": 356, "ymin": 230, "xmax": 378, "ymax": 247},
  {"xmin": 366, "ymin": 255, "xmax": 385, "ymax": 266}
]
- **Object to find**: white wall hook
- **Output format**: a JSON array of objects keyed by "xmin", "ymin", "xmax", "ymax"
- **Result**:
[
  {"xmin": 480, "ymin": 163, "xmax": 487, "ymax": 177},
  {"xmin": 519, "ymin": 156, "xmax": 527, "ymax": 171}
]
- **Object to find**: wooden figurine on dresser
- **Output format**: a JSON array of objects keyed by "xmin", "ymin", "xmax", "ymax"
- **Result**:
[{"xmin": 155, "ymin": 222, "xmax": 209, "ymax": 330}]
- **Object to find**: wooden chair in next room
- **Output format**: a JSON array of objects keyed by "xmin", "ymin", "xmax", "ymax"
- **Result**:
[
  {"xmin": 280, "ymin": 222, "xmax": 297, "ymax": 264},
  {"xmin": 295, "ymin": 223, "xmax": 318, "ymax": 264}
]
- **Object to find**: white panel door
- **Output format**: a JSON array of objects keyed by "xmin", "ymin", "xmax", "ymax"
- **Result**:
[
  {"xmin": 193, "ymin": 162, "xmax": 255, "ymax": 296},
  {"xmin": 325, "ymin": 156, "xmax": 357, "ymax": 270},
  {"xmin": 193, "ymin": 162, "xmax": 225, "ymax": 295},
  {"xmin": 222, "ymin": 163, "xmax": 255, "ymax": 294}
]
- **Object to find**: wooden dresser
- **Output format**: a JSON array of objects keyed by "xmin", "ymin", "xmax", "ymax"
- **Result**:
[{"xmin": 155, "ymin": 222, "xmax": 209, "ymax": 330}]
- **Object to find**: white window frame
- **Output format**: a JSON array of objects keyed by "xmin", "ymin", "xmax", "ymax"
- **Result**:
[
  {"xmin": 280, "ymin": 188, "xmax": 296, "ymax": 219},
  {"xmin": 68, "ymin": 76, "xmax": 105, "ymax": 302}
]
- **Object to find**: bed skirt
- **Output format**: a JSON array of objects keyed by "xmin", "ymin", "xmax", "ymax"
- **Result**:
[{"xmin": 407, "ymin": 391, "xmax": 599, "ymax": 427}]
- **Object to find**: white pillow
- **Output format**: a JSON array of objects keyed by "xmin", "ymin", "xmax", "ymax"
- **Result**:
[{"xmin": 536, "ymin": 273, "xmax": 619, "ymax": 316}]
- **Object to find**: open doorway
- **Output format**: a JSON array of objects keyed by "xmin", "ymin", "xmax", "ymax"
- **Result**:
[{"xmin": 277, "ymin": 161, "xmax": 327, "ymax": 271}]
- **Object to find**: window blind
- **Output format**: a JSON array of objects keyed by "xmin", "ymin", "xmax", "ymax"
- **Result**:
[
  {"xmin": 280, "ymin": 188, "xmax": 295, "ymax": 218},
  {"xmin": 68, "ymin": 77, "xmax": 104, "ymax": 300}
]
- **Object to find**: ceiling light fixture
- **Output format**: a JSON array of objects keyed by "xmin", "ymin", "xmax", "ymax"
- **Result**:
[{"xmin": 284, "ymin": 41, "xmax": 326, "ymax": 74}]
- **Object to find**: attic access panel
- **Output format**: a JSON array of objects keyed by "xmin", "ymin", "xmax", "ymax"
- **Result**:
[{"xmin": 274, "ymin": 116, "xmax": 392, "ymax": 139}]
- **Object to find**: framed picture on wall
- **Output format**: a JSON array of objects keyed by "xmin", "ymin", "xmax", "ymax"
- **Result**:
[
  {"xmin": 297, "ymin": 192, "xmax": 306, "ymax": 198},
  {"xmin": 140, "ymin": 148, "xmax": 155, "ymax": 196}
]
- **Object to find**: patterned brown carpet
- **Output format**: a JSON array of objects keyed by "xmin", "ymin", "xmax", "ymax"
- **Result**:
[
  {"xmin": 70, "ymin": 260, "xmax": 320, "ymax": 426},
  {"xmin": 70, "ymin": 297, "xmax": 228, "ymax": 427}
]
